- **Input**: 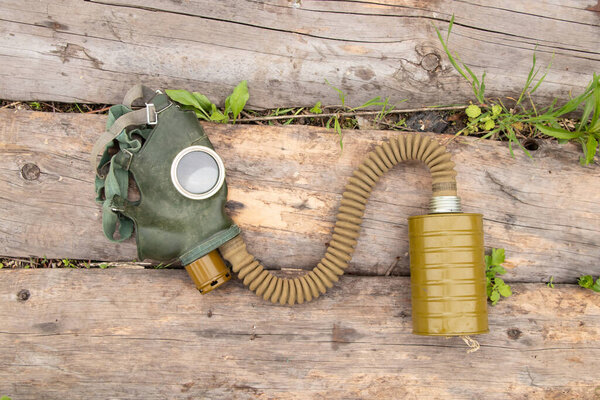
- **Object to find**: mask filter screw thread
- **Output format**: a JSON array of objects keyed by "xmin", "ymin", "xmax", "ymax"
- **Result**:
[{"xmin": 429, "ymin": 195, "xmax": 462, "ymax": 214}]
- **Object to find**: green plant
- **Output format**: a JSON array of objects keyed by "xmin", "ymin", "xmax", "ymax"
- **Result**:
[
  {"xmin": 61, "ymin": 258, "xmax": 77, "ymax": 268},
  {"xmin": 99, "ymin": 263, "xmax": 109, "ymax": 269},
  {"xmin": 536, "ymin": 74, "xmax": 600, "ymax": 165},
  {"xmin": 310, "ymin": 101, "xmax": 323, "ymax": 114},
  {"xmin": 436, "ymin": 16, "xmax": 599, "ymax": 163},
  {"xmin": 165, "ymin": 80, "xmax": 249, "ymax": 123},
  {"xmin": 29, "ymin": 101, "xmax": 41, "ymax": 110},
  {"xmin": 578, "ymin": 275, "xmax": 600, "ymax": 292},
  {"xmin": 547, "ymin": 275, "xmax": 554, "ymax": 288},
  {"xmin": 1, "ymin": 395, "xmax": 12, "ymax": 400},
  {"xmin": 485, "ymin": 248, "xmax": 512, "ymax": 305},
  {"xmin": 323, "ymin": 79, "xmax": 400, "ymax": 149}
]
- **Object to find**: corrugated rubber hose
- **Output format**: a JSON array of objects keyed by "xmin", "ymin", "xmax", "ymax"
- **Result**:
[{"xmin": 219, "ymin": 134, "xmax": 458, "ymax": 305}]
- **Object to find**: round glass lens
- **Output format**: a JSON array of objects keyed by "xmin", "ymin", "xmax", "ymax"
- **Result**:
[{"xmin": 175, "ymin": 150, "xmax": 220, "ymax": 194}]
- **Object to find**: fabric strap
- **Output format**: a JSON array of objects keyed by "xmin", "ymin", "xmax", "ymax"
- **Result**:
[{"xmin": 93, "ymin": 84, "xmax": 159, "ymax": 242}]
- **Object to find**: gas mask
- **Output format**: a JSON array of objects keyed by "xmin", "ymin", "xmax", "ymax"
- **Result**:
[
  {"xmin": 93, "ymin": 85, "xmax": 489, "ymax": 338},
  {"xmin": 93, "ymin": 87, "xmax": 239, "ymax": 293}
]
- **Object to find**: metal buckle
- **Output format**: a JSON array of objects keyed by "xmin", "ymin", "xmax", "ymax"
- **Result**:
[
  {"xmin": 122, "ymin": 148, "xmax": 134, "ymax": 170},
  {"xmin": 145, "ymin": 103, "xmax": 158, "ymax": 125}
]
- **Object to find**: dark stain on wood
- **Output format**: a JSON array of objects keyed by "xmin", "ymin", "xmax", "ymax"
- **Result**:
[
  {"xmin": 37, "ymin": 20, "xmax": 69, "ymax": 31},
  {"xmin": 225, "ymin": 200, "xmax": 245, "ymax": 215},
  {"xmin": 180, "ymin": 381, "xmax": 194, "ymax": 393},
  {"xmin": 586, "ymin": 0, "xmax": 600, "ymax": 12},
  {"xmin": 331, "ymin": 323, "xmax": 361, "ymax": 350},
  {"xmin": 353, "ymin": 67, "xmax": 375, "ymax": 81},
  {"xmin": 21, "ymin": 163, "xmax": 40, "ymax": 181},
  {"xmin": 17, "ymin": 289, "xmax": 30, "ymax": 302},
  {"xmin": 292, "ymin": 199, "xmax": 311, "ymax": 210},
  {"xmin": 34, "ymin": 321, "xmax": 59, "ymax": 333},
  {"xmin": 50, "ymin": 43, "xmax": 104, "ymax": 68},
  {"xmin": 507, "ymin": 327, "xmax": 523, "ymax": 340}
]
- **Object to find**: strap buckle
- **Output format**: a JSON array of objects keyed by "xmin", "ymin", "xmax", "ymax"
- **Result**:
[
  {"xmin": 122, "ymin": 148, "xmax": 134, "ymax": 170},
  {"xmin": 145, "ymin": 103, "xmax": 158, "ymax": 125},
  {"xmin": 145, "ymin": 101, "xmax": 172, "ymax": 126}
]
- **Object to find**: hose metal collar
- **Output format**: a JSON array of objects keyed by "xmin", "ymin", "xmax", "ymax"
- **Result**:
[{"xmin": 429, "ymin": 195, "xmax": 462, "ymax": 214}]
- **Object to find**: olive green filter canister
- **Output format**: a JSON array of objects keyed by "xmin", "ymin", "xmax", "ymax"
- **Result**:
[{"xmin": 408, "ymin": 213, "xmax": 488, "ymax": 336}]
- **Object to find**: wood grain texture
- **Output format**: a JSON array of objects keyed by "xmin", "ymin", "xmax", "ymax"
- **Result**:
[
  {"xmin": 0, "ymin": 269, "xmax": 599, "ymax": 399},
  {"xmin": 1, "ymin": 0, "xmax": 599, "ymax": 108},
  {"xmin": 1, "ymin": 109, "xmax": 599, "ymax": 282}
]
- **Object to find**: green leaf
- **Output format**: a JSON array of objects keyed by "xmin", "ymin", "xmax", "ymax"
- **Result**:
[
  {"xmin": 0, "ymin": 262, "xmax": 4, "ymax": 269},
  {"xmin": 210, "ymin": 104, "xmax": 228, "ymax": 123},
  {"xmin": 584, "ymin": 135, "xmax": 598, "ymax": 165},
  {"xmin": 226, "ymin": 80, "xmax": 249, "ymax": 121},
  {"xmin": 351, "ymin": 96, "xmax": 384, "ymax": 112},
  {"xmin": 165, "ymin": 89, "xmax": 202, "ymax": 109},
  {"xmin": 536, "ymin": 124, "xmax": 583, "ymax": 140},
  {"xmin": 578, "ymin": 275, "xmax": 594, "ymax": 288},
  {"xmin": 1, "ymin": 396, "xmax": 12, "ymax": 400},
  {"xmin": 491, "ymin": 104, "xmax": 502, "ymax": 116},
  {"xmin": 310, "ymin": 101, "xmax": 323, "ymax": 114},
  {"xmin": 465, "ymin": 104, "xmax": 482, "ymax": 118},
  {"xmin": 592, "ymin": 279, "xmax": 600, "ymax": 293},
  {"xmin": 491, "ymin": 248, "xmax": 505, "ymax": 266},
  {"xmin": 489, "ymin": 265, "xmax": 506, "ymax": 275},
  {"xmin": 498, "ymin": 284, "xmax": 512, "ymax": 297},
  {"xmin": 484, "ymin": 255, "xmax": 492, "ymax": 268},
  {"xmin": 490, "ymin": 290, "xmax": 500, "ymax": 305},
  {"xmin": 334, "ymin": 117, "xmax": 343, "ymax": 150},
  {"xmin": 483, "ymin": 119, "xmax": 495, "ymax": 131},
  {"xmin": 325, "ymin": 79, "xmax": 346, "ymax": 107},
  {"xmin": 191, "ymin": 92, "xmax": 213, "ymax": 113}
]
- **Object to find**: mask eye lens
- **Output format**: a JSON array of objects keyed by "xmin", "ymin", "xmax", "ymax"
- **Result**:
[
  {"xmin": 171, "ymin": 146, "xmax": 225, "ymax": 199},
  {"xmin": 177, "ymin": 151, "xmax": 219, "ymax": 194}
]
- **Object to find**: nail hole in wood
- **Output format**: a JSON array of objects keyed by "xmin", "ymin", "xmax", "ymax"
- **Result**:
[
  {"xmin": 522, "ymin": 139, "xmax": 539, "ymax": 151},
  {"xmin": 21, "ymin": 163, "xmax": 41, "ymax": 180},
  {"xmin": 17, "ymin": 289, "xmax": 31, "ymax": 302}
]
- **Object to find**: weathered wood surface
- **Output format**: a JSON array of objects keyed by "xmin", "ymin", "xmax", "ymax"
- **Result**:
[
  {"xmin": 0, "ymin": 269, "xmax": 598, "ymax": 399},
  {"xmin": 1, "ymin": 0, "xmax": 599, "ymax": 108},
  {"xmin": 1, "ymin": 109, "xmax": 599, "ymax": 282}
]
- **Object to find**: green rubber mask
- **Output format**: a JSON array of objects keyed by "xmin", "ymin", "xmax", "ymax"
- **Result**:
[{"xmin": 94, "ymin": 92, "xmax": 240, "ymax": 272}]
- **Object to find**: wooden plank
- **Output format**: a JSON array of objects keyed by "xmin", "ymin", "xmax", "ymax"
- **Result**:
[
  {"xmin": 1, "ymin": 0, "xmax": 599, "ymax": 108},
  {"xmin": 0, "ymin": 269, "xmax": 599, "ymax": 399},
  {"xmin": 1, "ymin": 109, "xmax": 599, "ymax": 282}
]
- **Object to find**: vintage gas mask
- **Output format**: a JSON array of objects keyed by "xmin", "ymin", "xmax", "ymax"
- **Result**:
[
  {"xmin": 93, "ymin": 87, "xmax": 239, "ymax": 293},
  {"xmin": 94, "ymin": 85, "xmax": 489, "ymax": 338}
]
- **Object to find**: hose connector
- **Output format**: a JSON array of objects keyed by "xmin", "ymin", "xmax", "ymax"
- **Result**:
[
  {"xmin": 185, "ymin": 250, "xmax": 232, "ymax": 294},
  {"xmin": 429, "ymin": 195, "xmax": 462, "ymax": 214}
]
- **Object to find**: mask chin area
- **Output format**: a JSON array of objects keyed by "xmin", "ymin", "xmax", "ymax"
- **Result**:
[{"xmin": 171, "ymin": 146, "xmax": 225, "ymax": 200}]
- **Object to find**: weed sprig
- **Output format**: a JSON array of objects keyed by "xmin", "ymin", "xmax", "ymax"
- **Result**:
[
  {"xmin": 485, "ymin": 248, "xmax": 512, "ymax": 305},
  {"xmin": 436, "ymin": 16, "xmax": 600, "ymax": 164}
]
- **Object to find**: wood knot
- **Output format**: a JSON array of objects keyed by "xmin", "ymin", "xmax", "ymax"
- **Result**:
[
  {"xmin": 17, "ymin": 289, "xmax": 31, "ymax": 302},
  {"xmin": 421, "ymin": 53, "xmax": 440, "ymax": 72},
  {"xmin": 507, "ymin": 328, "xmax": 522, "ymax": 340},
  {"xmin": 21, "ymin": 163, "xmax": 41, "ymax": 180}
]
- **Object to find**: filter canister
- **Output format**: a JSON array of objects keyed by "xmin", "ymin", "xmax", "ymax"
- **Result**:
[{"xmin": 408, "ymin": 213, "xmax": 488, "ymax": 336}]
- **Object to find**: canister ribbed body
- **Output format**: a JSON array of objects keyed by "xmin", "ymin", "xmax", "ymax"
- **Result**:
[{"xmin": 408, "ymin": 213, "xmax": 488, "ymax": 336}]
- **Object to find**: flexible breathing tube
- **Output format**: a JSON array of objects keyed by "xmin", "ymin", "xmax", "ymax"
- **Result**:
[{"xmin": 219, "ymin": 134, "xmax": 459, "ymax": 305}]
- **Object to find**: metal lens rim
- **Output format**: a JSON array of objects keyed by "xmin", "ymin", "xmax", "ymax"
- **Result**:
[{"xmin": 170, "ymin": 145, "xmax": 225, "ymax": 200}]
